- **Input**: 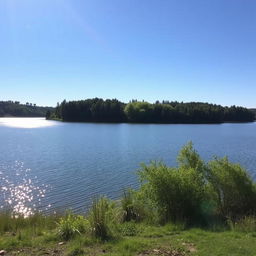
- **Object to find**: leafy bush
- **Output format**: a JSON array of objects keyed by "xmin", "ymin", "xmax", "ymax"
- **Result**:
[
  {"xmin": 138, "ymin": 161, "xmax": 206, "ymax": 223},
  {"xmin": 57, "ymin": 213, "xmax": 89, "ymax": 240},
  {"xmin": 138, "ymin": 142, "xmax": 256, "ymax": 224},
  {"xmin": 120, "ymin": 189, "xmax": 147, "ymax": 222},
  {"xmin": 177, "ymin": 141, "xmax": 205, "ymax": 175},
  {"xmin": 208, "ymin": 157, "xmax": 256, "ymax": 220}
]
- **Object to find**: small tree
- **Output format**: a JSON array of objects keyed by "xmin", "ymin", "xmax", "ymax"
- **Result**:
[
  {"xmin": 177, "ymin": 141, "xmax": 205, "ymax": 174},
  {"xmin": 138, "ymin": 160, "xmax": 206, "ymax": 223},
  {"xmin": 208, "ymin": 157, "xmax": 256, "ymax": 220}
]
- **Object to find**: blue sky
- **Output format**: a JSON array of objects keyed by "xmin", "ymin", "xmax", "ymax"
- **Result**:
[{"xmin": 0, "ymin": 0, "xmax": 255, "ymax": 107}]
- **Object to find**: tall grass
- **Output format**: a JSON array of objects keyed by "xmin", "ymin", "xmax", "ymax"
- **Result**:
[
  {"xmin": 57, "ymin": 212, "xmax": 89, "ymax": 240},
  {"xmin": 120, "ymin": 189, "xmax": 148, "ymax": 222},
  {"xmin": 228, "ymin": 216, "xmax": 256, "ymax": 232},
  {"xmin": 88, "ymin": 197, "xmax": 118, "ymax": 240},
  {"xmin": 0, "ymin": 211, "xmax": 57, "ymax": 235}
]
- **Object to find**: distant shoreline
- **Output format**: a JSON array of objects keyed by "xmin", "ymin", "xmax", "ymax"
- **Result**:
[
  {"xmin": 0, "ymin": 101, "xmax": 54, "ymax": 118},
  {"xmin": 47, "ymin": 98, "xmax": 255, "ymax": 124},
  {"xmin": 48, "ymin": 117, "xmax": 255, "ymax": 125}
]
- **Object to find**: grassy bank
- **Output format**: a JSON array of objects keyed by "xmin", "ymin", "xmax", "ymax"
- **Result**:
[
  {"xmin": 0, "ymin": 213, "xmax": 256, "ymax": 256},
  {"xmin": 1, "ymin": 143, "xmax": 256, "ymax": 255}
]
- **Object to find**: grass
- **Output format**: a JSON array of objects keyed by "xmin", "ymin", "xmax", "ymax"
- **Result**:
[{"xmin": 1, "ymin": 214, "xmax": 256, "ymax": 256}]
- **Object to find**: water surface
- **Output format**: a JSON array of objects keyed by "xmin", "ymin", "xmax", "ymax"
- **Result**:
[{"xmin": 0, "ymin": 118, "xmax": 256, "ymax": 216}]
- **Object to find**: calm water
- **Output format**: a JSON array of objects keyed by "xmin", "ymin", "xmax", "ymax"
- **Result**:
[{"xmin": 0, "ymin": 117, "xmax": 256, "ymax": 216}]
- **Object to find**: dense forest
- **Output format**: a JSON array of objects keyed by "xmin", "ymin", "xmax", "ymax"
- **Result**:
[
  {"xmin": 47, "ymin": 98, "xmax": 255, "ymax": 123},
  {"xmin": 250, "ymin": 108, "xmax": 256, "ymax": 117},
  {"xmin": 0, "ymin": 101, "xmax": 54, "ymax": 117}
]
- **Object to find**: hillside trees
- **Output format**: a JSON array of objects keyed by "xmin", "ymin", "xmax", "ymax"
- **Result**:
[{"xmin": 49, "ymin": 99, "xmax": 255, "ymax": 123}]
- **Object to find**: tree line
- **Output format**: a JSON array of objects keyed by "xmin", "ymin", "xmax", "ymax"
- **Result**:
[
  {"xmin": 47, "ymin": 98, "xmax": 255, "ymax": 123},
  {"xmin": 0, "ymin": 101, "xmax": 54, "ymax": 117}
]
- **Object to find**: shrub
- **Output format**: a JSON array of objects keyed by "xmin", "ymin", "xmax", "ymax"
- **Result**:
[
  {"xmin": 138, "ymin": 161, "xmax": 206, "ymax": 223},
  {"xmin": 88, "ymin": 197, "xmax": 118, "ymax": 240},
  {"xmin": 138, "ymin": 142, "xmax": 256, "ymax": 224},
  {"xmin": 120, "ymin": 189, "xmax": 147, "ymax": 222},
  {"xmin": 57, "ymin": 212, "xmax": 89, "ymax": 240},
  {"xmin": 121, "ymin": 189, "xmax": 137, "ymax": 222},
  {"xmin": 208, "ymin": 157, "xmax": 256, "ymax": 220},
  {"xmin": 177, "ymin": 141, "xmax": 205, "ymax": 175}
]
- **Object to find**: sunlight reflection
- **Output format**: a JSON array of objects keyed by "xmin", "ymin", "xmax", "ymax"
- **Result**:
[
  {"xmin": 0, "ymin": 118, "xmax": 58, "ymax": 128},
  {"xmin": 0, "ymin": 161, "xmax": 50, "ymax": 218}
]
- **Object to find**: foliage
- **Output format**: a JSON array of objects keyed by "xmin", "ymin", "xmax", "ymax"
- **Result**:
[
  {"xmin": 0, "ymin": 101, "xmax": 54, "ymax": 117},
  {"xmin": 120, "ymin": 189, "xmax": 136, "ymax": 222},
  {"xmin": 124, "ymin": 101, "xmax": 153, "ymax": 122},
  {"xmin": 1, "ymin": 221, "xmax": 256, "ymax": 256},
  {"xmin": 49, "ymin": 98, "xmax": 255, "ymax": 123},
  {"xmin": 57, "ymin": 213, "xmax": 89, "ymax": 240},
  {"xmin": 0, "ymin": 211, "xmax": 57, "ymax": 235},
  {"xmin": 138, "ymin": 161, "xmax": 206, "ymax": 223},
  {"xmin": 120, "ymin": 189, "xmax": 146, "ymax": 222},
  {"xmin": 229, "ymin": 216, "xmax": 256, "ymax": 232},
  {"xmin": 88, "ymin": 197, "xmax": 118, "ymax": 240},
  {"xmin": 177, "ymin": 141, "xmax": 205, "ymax": 174},
  {"xmin": 138, "ymin": 142, "xmax": 256, "ymax": 224},
  {"xmin": 208, "ymin": 158, "xmax": 256, "ymax": 220},
  {"xmin": 119, "ymin": 221, "xmax": 140, "ymax": 236},
  {"xmin": 1, "ymin": 143, "xmax": 256, "ymax": 255},
  {"xmin": 53, "ymin": 98, "xmax": 126, "ymax": 122}
]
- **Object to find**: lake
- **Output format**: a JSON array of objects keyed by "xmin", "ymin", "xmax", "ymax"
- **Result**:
[{"xmin": 0, "ymin": 117, "xmax": 256, "ymax": 217}]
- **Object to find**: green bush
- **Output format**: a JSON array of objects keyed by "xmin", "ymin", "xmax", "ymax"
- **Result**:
[
  {"xmin": 138, "ymin": 161, "xmax": 206, "ymax": 223},
  {"xmin": 177, "ymin": 141, "xmax": 205, "ymax": 175},
  {"xmin": 57, "ymin": 213, "xmax": 89, "ymax": 240},
  {"xmin": 138, "ymin": 142, "xmax": 256, "ymax": 224},
  {"xmin": 208, "ymin": 157, "xmax": 256, "ymax": 220}
]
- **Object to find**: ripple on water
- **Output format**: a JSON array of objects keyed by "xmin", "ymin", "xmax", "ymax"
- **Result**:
[{"xmin": 0, "ymin": 161, "xmax": 50, "ymax": 217}]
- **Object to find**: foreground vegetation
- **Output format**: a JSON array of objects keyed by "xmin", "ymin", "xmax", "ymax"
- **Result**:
[
  {"xmin": 47, "ymin": 98, "xmax": 255, "ymax": 123},
  {"xmin": 0, "ymin": 101, "xmax": 54, "ymax": 117},
  {"xmin": 1, "ymin": 143, "xmax": 256, "ymax": 255},
  {"xmin": 1, "ymin": 215, "xmax": 256, "ymax": 256}
]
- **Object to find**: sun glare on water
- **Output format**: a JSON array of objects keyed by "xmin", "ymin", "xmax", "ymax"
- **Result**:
[
  {"xmin": 0, "ymin": 161, "xmax": 51, "ymax": 218},
  {"xmin": 0, "ymin": 118, "xmax": 58, "ymax": 128}
]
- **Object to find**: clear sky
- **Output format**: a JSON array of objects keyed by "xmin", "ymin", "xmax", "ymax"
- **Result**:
[{"xmin": 0, "ymin": 0, "xmax": 255, "ymax": 107}]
